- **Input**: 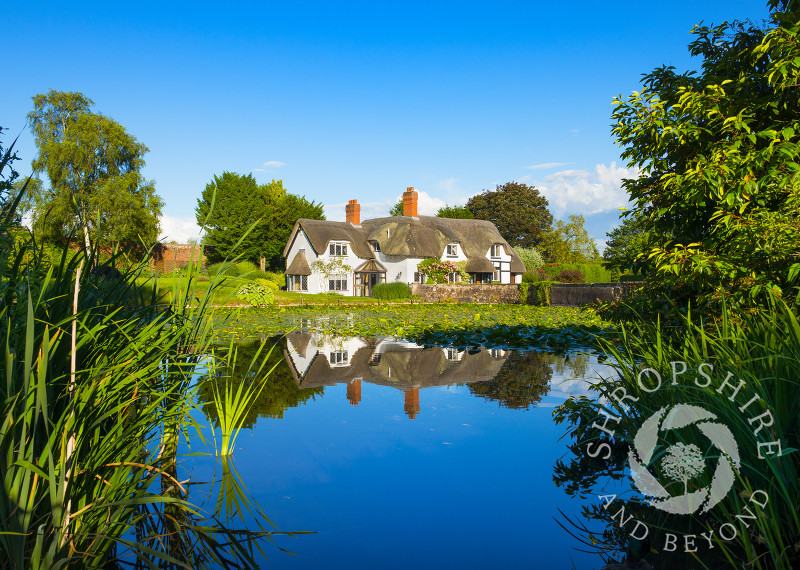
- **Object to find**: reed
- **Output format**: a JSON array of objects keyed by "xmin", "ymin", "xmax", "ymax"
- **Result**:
[{"xmin": 0, "ymin": 152, "xmax": 291, "ymax": 567}]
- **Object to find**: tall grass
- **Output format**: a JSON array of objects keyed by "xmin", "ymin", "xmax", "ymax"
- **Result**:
[
  {"xmin": 0, "ymin": 177, "xmax": 292, "ymax": 566},
  {"xmin": 554, "ymin": 297, "xmax": 800, "ymax": 568}
]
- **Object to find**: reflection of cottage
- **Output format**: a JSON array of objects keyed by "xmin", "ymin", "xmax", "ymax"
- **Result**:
[
  {"xmin": 283, "ymin": 188, "xmax": 525, "ymax": 296},
  {"xmin": 283, "ymin": 333, "xmax": 509, "ymax": 419}
]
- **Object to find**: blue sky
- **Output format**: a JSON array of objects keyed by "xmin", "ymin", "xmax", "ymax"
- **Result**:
[{"xmin": 4, "ymin": 1, "xmax": 771, "ymax": 249}]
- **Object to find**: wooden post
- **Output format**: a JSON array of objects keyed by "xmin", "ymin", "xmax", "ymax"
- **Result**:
[{"xmin": 260, "ymin": 257, "xmax": 266, "ymax": 272}]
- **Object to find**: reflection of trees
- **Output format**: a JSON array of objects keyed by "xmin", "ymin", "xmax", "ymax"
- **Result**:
[
  {"xmin": 467, "ymin": 351, "xmax": 552, "ymax": 409},
  {"xmin": 540, "ymin": 352, "xmax": 590, "ymax": 379},
  {"xmin": 197, "ymin": 337, "xmax": 324, "ymax": 428}
]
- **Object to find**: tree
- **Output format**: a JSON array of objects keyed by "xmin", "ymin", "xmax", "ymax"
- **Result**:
[
  {"xmin": 611, "ymin": 3, "xmax": 800, "ymax": 306},
  {"xmin": 389, "ymin": 199, "xmax": 404, "ymax": 216},
  {"xmin": 515, "ymin": 246, "xmax": 544, "ymax": 271},
  {"xmin": 436, "ymin": 204, "xmax": 474, "ymax": 219},
  {"xmin": 196, "ymin": 172, "xmax": 324, "ymax": 269},
  {"xmin": 603, "ymin": 212, "xmax": 659, "ymax": 276},
  {"xmin": 466, "ymin": 182, "xmax": 553, "ymax": 248},
  {"xmin": 27, "ymin": 90, "xmax": 163, "ymax": 252},
  {"xmin": 539, "ymin": 214, "xmax": 599, "ymax": 263},
  {"xmin": 468, "ymin": 351, "xmax": 552, "ymax": 409}
]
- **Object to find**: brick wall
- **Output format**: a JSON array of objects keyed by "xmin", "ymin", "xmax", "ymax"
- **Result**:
[{"xmin": 150, "ymin": 243, "xmax": 208, "ymax": 273}]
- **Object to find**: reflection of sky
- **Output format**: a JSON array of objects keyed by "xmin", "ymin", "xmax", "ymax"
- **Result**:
[{"xmin": 189, "ymin": 338, "xmax": 612, "ymax": 569}]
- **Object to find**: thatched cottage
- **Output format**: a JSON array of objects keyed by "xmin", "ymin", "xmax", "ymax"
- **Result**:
[{"xmin": 282, "ymin": 187, "xmax": 525, "ymax": 296}]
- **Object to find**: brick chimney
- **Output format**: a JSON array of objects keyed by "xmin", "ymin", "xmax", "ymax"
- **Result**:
[
  {"xmin": 345, "ymin": 199, "xmax": 360, "ymax": 225},
  {"xmin": 404, "ymin": 387, "xmax": 420, "ymax": 419},
  {"xmin": 347, "ymin": 379, "xmax": 362, "ymax": 406},
  {"xmin": 402, "ymin": 187, "xmax": 418, "ymax": 217}
]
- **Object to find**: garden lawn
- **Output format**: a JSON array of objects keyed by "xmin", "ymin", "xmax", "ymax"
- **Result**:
[{"xmin": 209, "ymin": 304, "xmax": 615, "ymax": 352}]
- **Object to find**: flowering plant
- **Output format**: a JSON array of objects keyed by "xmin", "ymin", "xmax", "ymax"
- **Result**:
[{"xmin": 417, "ymin": 258, "xmax": 459, "ymax": 284}]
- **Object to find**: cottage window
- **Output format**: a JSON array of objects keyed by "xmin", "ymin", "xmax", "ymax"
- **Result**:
[
  {"xmin": 329, "ymin": 274, "xmax": 348, "ymax": 291},
  {"xmin": 329, "ymin": 242, "xmax": 348, "ymax": 256},
  {"xmin": 414, "ymin": 272, "xmax": 424, "ymax": 283},
  {"xmin": 288, "ymin": 275, "xmax": 308, "ymax": 291},
  {"xmin": 446, "ymin": 244, "xmax": 458, "ymax": 257},
  {"xmin": 368, "ymin": 240, "xmax": 381, "ymax": 252},
  {"xmin": 446, "ymin": 348, "xmax": 459, "ymax": 361},
  {"xmin": 329, "ymin": 351, "xmax": 348, "ymax": 364},
  {"xmin": 490, "ymin": 244, "xmax": 502, "ymax": 258}
]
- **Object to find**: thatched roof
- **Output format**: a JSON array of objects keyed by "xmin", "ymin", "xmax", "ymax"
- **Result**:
[
  {"xmin": 285, "ymin": 251, "xmax": 312, "ymax": 275},
  {"xmin": 284, "ymin": 215, "xmax": 525, "ymax": 273}
]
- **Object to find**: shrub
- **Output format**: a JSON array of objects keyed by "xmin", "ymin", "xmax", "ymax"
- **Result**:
[
  {"xmin": 372, "ymin": 282, "xmax": 412, "ymax": 300},
  {"xmin": 530, "ymin": 281, "xmax": 552, "ymax": 305},
  {"xmin": 255, "ymin": 278, "xmax": 279, "ymax": 291},
  {"xmin": 516, "ymin": 247, "xmax": 544, "ymax": 271},
  {"xmin": 522, "ymin": 269, "xmax": 547, "ymax": 283},
  {"xmin": 235, "ymin": 282, "xmax": 275, "ymax": 306},
  {"xmin": 417, "ymin": 258, "xmax": 459, "ymax": 284},
  {"xmin": 262, "ymin": 271, "xmax": 284, "ymax": 286},
  {"xmin": 554, "ymin": 269, "xmax": 585, "ymax": 283},
  {"xmin": 207, "ymin": 262, "xmax": 239, "ymax": 277}
]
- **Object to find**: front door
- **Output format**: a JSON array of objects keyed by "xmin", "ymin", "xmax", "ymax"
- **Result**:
[{"xmin": 355, "ymin": 272, "xmax": 384, "ymax": 296}]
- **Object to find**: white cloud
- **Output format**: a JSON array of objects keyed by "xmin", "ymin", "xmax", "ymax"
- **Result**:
[
  {"xmin": 525, "ymin": 162, "xmax": 570, "ymax": 170},
  {"xmin": 159, "ymin": 215, "xmax": 203, "ymax": 243},
  {"xmin": 263, "ymin": 161, "xmax": 286, "ymax": 168},
  {"xmin": 535, "ymin": 162, "xmax": 637, "ymax": 216}
]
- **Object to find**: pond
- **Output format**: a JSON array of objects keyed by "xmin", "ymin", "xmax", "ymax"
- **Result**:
[{"xmin": 190, "ymin": 332, "xmax": 615, "ymax": 569}]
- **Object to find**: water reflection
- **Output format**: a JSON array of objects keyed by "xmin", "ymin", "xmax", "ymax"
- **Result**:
[
  {"xmin": 285, "ymin": 334, "xmax": 512, "ymax": 418},
  {"xmin": 200, "ymin": 334, "xmax": 596, "ymax": 427}
]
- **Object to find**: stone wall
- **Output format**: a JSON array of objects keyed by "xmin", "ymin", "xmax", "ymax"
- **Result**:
[
  {"xmin": 411, "ymin": 283, "xmax": 522, "ymax": 304},
  {"xmin": 549, "ymin": 282, "xmax": 643, "ymax": 306},
  {"xmin": 411, "ymin": 282, "xmax": 644, "ymax": 305}
]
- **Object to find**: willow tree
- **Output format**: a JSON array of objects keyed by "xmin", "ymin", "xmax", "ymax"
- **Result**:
[
  {"xmin": 27, "ymin": 90, "xmax": 163, "ymax": 253},
  {"xmin": 612, "ymin": 1, "xmax": 800, "ymax": 306}
]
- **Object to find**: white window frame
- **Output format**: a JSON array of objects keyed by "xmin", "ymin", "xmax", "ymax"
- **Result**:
[
  {"xmin": 329, "ymin": 242, "xmax": 348, "ymax": 257},
  {"xmin": 329, "ymin": 274, "xmax": 348, "ymax": 291},
  {"xmin": 369, "ymin": 240, "xmax": 381, "ymax": 252},
  {"xmin": 446, "ymin": 243, "xmax": 458, "ymax": 257},
  {"xmin": 490, "ymin": 244, "xmax": 502, "ymax": 258}
]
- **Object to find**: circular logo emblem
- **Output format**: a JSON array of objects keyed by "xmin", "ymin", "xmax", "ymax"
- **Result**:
[{"xmin": 628, "ymin": 404, "xmax": 741, "ymax": 514}]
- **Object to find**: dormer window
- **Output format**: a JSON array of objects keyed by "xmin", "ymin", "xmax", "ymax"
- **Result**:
[
  {"xmin": 446, "ymin": 243, "xmax": 458, "ymax": 257},
  {"xmin": 368, "ymin": 240, "xmax": 381, "ymax": 253},
  {"xmin": 329, "ymin": 242, "xmax": 348, "ymax": 256},
  {"xmin": 490, "ymin": 244, "xmax": 503, "ymax": 258}
]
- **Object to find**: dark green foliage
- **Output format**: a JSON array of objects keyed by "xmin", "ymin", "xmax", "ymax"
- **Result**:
[
  {"xmin": 554, "ymin": 269, "xmax": 585, "ymax": 283},
  {"xmin": 372, "ymin": 282, "xmax": 411, "ymax": 299},
  {"xmin": 196, "ymin": 172, "xmax": 324, "ymax": 270},
  {"xmin": 198, "ymin": 339, "xmax": 323, "ymax": 426},
  {"xmin": 466, "ymin": 181, "xmax": 553, "ymax": 248},
  {"xmin": 468, "ymin": 351, "xmax": 552, "ymax": 409},
  {"xmin": 27, "ymin": 90, "xmax": 163, "ymax": 252},
  {"xmin": 611, "ymin": 5, "xmax": 800, "ymax": 309},
  {"xmin": 389, "ymin": 199, "xmax": 404, "ymax": 216},
  {"xmin": 528, "ymin": 282, "xmax": 552, "ymax": 306},
  {"xmin": 436, "ymin": 204, "xmax": 474, "ymax": 219},
  {"xmin": 602, "ymin": 211, "xmax": 658, "ymax": 277}
]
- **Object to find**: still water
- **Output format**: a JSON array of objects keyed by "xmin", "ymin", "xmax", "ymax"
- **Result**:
[{"xmin": 192, "ymin": 334, "xmax": 613, "ymax": 569}]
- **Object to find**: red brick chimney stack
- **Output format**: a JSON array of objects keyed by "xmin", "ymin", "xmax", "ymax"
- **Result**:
[
  {"xmin": 345, "ymin": 199, "xmax": 360, "ymax": 226},
  {"xmin": 404, "ymin": 387, "xmax": 420, "ymax": 419},
  {"xmin": 402, "ymin": 187, "xmax": 418, "ymax": 217},
  {"xmin": 347, "ymin": 379, "xmax": 362, "ymax": 406}
]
